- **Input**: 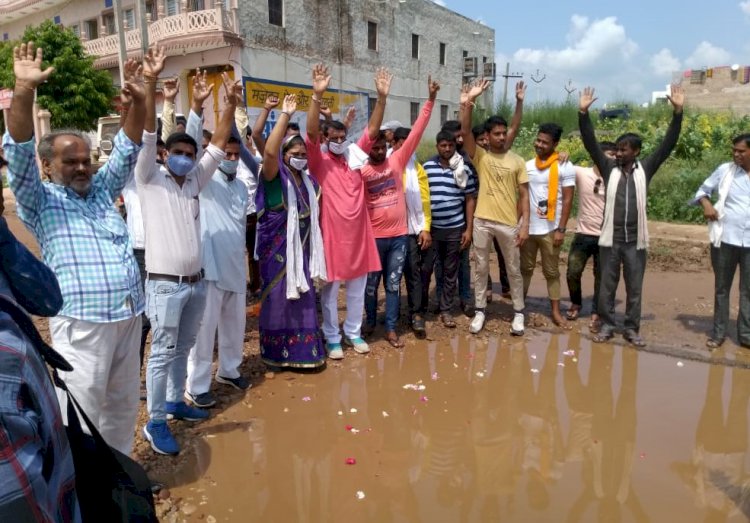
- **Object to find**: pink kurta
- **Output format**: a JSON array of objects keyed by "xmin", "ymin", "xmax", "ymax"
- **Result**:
[{"xmin": 306, "ymin": 132, "xmax": 381, "ymax": 281}]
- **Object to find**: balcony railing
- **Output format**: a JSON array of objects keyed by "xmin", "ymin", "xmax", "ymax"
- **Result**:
[{"xmin": 83, "ymin": 6, "xmax": 240, "ymax": 63}]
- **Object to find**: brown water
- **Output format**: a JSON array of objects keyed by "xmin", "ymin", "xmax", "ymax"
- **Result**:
[{"xmin": 161, "ymin": 332, "xmax": 750, "ymax": 522}]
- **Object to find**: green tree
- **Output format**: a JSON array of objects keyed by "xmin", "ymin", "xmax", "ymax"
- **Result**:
[{"xmin": 0, "ymin": 20, "xmax": 116, "ymax": 132}]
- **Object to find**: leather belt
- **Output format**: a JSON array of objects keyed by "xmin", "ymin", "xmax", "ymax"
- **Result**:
[{"xmin": 147, "ymin": 269, "xmax": 204, "ymax": 284}]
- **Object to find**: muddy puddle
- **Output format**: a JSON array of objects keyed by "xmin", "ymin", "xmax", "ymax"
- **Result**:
[{"xmin": 156, "ymin": 332, "xmax": 750, "ymax": 522}]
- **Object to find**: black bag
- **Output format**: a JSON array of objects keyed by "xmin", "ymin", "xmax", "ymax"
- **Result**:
[{"xmin": 0, "ymin": 296, "xmax": 157, "ymax": 522}]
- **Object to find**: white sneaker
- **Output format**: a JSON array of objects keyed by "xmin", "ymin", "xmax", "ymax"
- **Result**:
[
  {"xmin": 469, "ymin": 311, "xmax": 485, "ymax": 334},
  {"xmin": 511, "ymin": 312, "xmax": 525, "ymax": 336}
]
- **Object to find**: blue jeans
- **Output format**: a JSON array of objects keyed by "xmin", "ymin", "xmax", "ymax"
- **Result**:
[
  {"xmin": 145, "ymin": 278, "xmax": 207, "ymax": 422},
  {"xmin": 366, "ymin": 236, "xmax": 408, "ymax": 332}
]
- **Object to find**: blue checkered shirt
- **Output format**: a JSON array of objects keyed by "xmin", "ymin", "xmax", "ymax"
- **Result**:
[{"xmin": 2, "ymin": 130, "xmax": 144, "ymax": 322}]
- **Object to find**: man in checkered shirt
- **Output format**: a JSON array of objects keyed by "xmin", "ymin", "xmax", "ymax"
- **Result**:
[{"xmin": 2, "ymin": 42, "xmax": 154, "ymax": 455}]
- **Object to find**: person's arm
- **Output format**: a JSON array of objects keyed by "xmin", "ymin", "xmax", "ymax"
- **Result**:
[
  {"xmin": 306, "ymin": 64, "xmax": 331, "ymax": 146},
  {"xmin": 160, "ymin": 76, "xmax": 179, "ymax": 139},
  {"xmin": 365, "ymin": 67, "xmax": 393, "ymax": 141},
  {"xmin": 577, "ymin": 87, "xmax": 611, "ymax": 179},
  {"xmin": 417, "ymin": 162, "xmax": 432, "ymax": 232},
  {"xmin": 3, "ymin": 43, "xmax": 54, "ymax": 227},
  {"xmin": 462, "ymin": 192, "xmax": 477, "ymax": 251},
  {"xmin": 262, "ymin": 95, "xmax": 297, "ymax": 182},
  {"xmin": 232, "ymin": 120, "xmax": 259, "ymax": 176},
  {"xmin": 392, "ymin": 77, "xmax": 438, "ymax": 170},
  {"xmin": 0, "ymin": 217, "xmax": 62, "ymax": 316},
  {"xmin": 235, "ymin": 102, "xmax": 249, "ymax": 140},
  {"xmin": 460, "ymin": 79, "xmax": 490, "ymax": 160},
  {"xmin": 195, "ymin": 73, "xmax": 239, "ymax": 188},
  {"xmin": 517, "ymin": 182, "xmax": 530, "ymax": 246},
  {"xmin": 343, "ymin": 106, "xmax": 356, "ymax": 130},
  {"xmin": 691, "ymin": 164, "xmax": 725, "ymax": 221},
  {"xmin": 252, "ymin": 94, "xmax": 279, "ymax": 158},
  {"xmin": 554, "ymin": 187, "xmax": 575, "ymax": 247},
  {"xmin": 134, "ymin": 47, "xmax": 167, "ymax": 186},
  {"xmin": 642, "ymin": 84, "xmax": 685, "ymax": 180},
  {"xmin": 503, "ymin": 81, "xmax": 526, "ymax": 152}
]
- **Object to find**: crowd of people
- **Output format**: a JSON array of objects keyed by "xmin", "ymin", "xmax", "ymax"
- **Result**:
[{"xmin": 2, "ymin": 40, "xmax": 750, "ymax": 519}]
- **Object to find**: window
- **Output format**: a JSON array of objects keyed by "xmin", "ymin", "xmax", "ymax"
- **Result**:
[
  {"xmin": 367, "ymin": 21, "xmax": 378, "ymax": 51},
  {"xmin": 410, "ymin": 102, "xmax": 419, "ymax": 125},
  {"xmin": 440, "ymin": 104, "xmax": 449, "ymax": 125},
  {"xmin": 166, "ymin": 0, "xmax": 179, "ymax": 16},
  {"xmin": 53, "ymin": 15, "xmax": 61, "ymax": 24},
  {"xmin": 85, "ymin": 19, "xmax": 99, "ymax": 39},
  {"xmin": 2, "ymin": 33, "xmax": 8, "ymax": 41},
  {"xmin": 189, "ymin": 0, "xmax": 205, "ymax": 10},
  {"xmin": 123, "ymin": 8, "xmax": 135, "ymax": 29},
  {"xmin": 145, "ymin": 1, "xmax": 157, "ymax": 20},
  {"xmin": 368, "ymin": 97, "xmax": 377, "ymax": 116},
  {"xmin": 439, "ymin": 42, "xmax": 446, "ymax": 65},
  {"xmin": 103, "ymin": 13, "xmax": 115, "ymax": 35},
  {"xmin": 411, "ymin": 33, "xmax": 419, "ymax": 59},
  {"xmin": 70, "ymin": 24, "xmax": 80, "ymax": 37},
  {"xmin": 462, "ymin": 50, "xmax": 468, "ymax": 58},
  {"xmin": 268, "ymin": 0, "xmax": 283, "ymax": 26}
]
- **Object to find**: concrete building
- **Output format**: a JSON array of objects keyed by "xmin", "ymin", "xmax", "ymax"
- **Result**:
[
  {"xmin": 666, "ymin": 64, "xmax": 750, "ymax": 115},
  {"xmin": 1, "ymin": 0, "xmax": 494, "ymax": 136}
]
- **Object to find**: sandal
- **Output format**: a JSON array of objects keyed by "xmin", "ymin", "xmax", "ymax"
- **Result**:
[
  {"xmin": 386, "ymin": 331, "xmax": 404, "ymax": 348},
  {"xmin": 588, "ymin": 318, "xmax": 601, "ymax": 334},
  {"xmin": 593, "ymin": 331, "xmax": 615, "ymax": 343},
  {"xmin": 566, "ymin": 306, "xmax": 581, "ymax": 321},
  {"xmin": 440, "ymin": 314, "xmax": 457, "ymax": 329},
  {"xmin": 623, "ymin": 330, "xmax": 646, "ymax": 347},
  {"xmin": 553, "ymin": 317, "xmax": 573, "ymax": 330},
  {"xmin": 706, "ymin": 337, "xmax": 724, "ymax": 349}
]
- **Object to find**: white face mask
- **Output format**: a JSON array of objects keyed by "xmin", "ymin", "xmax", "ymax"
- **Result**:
[
  {"xmin": 289, "ymin": 157, "xmax": 308, "ymax": 171},
  {"xmin": 328, "ymin": 139, "xmax": 351, "ymax": 156}
]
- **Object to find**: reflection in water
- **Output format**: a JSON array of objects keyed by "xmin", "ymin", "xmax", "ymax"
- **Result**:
[
  {"xmin": 672, "ymin": 354, "xmax": 750, "ymax": 522},
  {"xmin": 170, "ymin": 334, "xmax": 750, "ymax": 522}
]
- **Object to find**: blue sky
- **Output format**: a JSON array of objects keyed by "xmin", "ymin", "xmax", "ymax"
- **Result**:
[{"xmin": 433, "ymin": 0, "xmax": 749, "ymax": 104}]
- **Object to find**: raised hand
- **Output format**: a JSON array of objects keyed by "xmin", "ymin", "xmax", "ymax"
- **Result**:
[
  {"xmin": 319, "ymin": 104, "xmax": 332, "ymax": 120},
  {"xmin": 374, "ymin": 67, "xmax": 394, "ymax": 98},
  {"xmin": 579, "ymin": 86, "xmax": 597, "ymax": 113},
  {"xmin": 515, "ymin": 81, "xmax": 527, "ymax": 102},
  {"xmin": 142, "ymin": 45, "xmax": 166, "ymax": 78},
  {"xmin": 467, "ymin": 78, "xmax": 490, "ymax": 102},
  {"xmin": 666, "ymin": 83, "xmax": 685, "ymax": 112},
  {"xmin": 122, "ymin": 60, "xmax": 145, "ymax": 103},
  {"xmin": 123, "ymin": 58, "xmax": 141, "ymax": 85},
  {"xmin": 221, "ymin": 72, "xmax": 241, "ymax": 106},
  {"xmin": 264, "ymin": 93, "xmax": 280, "ymax": 111},
  {"xmin": 460, "ymin": 83, "xmax": 471, "ymax": 105},
  {"xmin": 311, "ymin": 63, "xmax": 331, "ymax": 95},
  {"xmin": 163, "ymin": 77, "xmax": 180, "ymax": 101},
  {"xmin": 281, "ymin": 94, "xmax": 297, "ymax": 115},
  {"xmin": 13, "ymin": 42, "xmax": 55, "ymax": 89},
  {"xmin": 427, "ymin": 75, "xmax": 440, "ymax": 100},
  {"xmin": 343, "ymin": 106, "xmax": 356, "ymax": 128},
  {"xmin": 192, "ymin": 68, "xmax": 213, "ymax": 105}
]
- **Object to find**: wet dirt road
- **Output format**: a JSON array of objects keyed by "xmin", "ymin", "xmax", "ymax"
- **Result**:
[{"xmin": 158, "ymin": 332, "xmax": 750, "ymax": 522}]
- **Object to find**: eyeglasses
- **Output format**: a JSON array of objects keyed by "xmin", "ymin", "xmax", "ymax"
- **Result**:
[{"xmin": 594, "ymin": 178, "xmax": 603, "ymax": 194}]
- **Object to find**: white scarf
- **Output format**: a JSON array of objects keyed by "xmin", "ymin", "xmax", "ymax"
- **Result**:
[
  {"xmin": 404, "ymin": 154, "xmax": 426, "ymax": 235},
  {"xmin": 707, "ymin": 163, "xmax": 737, "ymax": 248},
  {"xmin": 285, "ymin": 171, "xmax": 327, "ymax": 300},
  {"xmin": 599, "ymin": 162, "xmax": 649, "ymax": 250},
  {"xmin": 449, "ymin": 152, "xmax": 467, "ymax": 189}
]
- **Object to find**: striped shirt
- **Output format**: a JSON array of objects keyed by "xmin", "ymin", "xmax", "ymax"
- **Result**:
[
  {"xmin": 422, "ymin": 155, "xmax": 478, "ymax": 229},
  {"xmin": 2, "ymin": 130, "xmax": 144, "ymax": 323}
]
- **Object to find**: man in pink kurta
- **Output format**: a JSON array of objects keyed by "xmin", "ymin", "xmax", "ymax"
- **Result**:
[{"xmin": 305, "ymin": 63, "xmax": 393, "ymax": 359}]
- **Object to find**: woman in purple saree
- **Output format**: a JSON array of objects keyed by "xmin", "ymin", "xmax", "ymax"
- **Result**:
[{"xmin": 256, "ymin": 94, "xmax": 326, "ymax": 369}]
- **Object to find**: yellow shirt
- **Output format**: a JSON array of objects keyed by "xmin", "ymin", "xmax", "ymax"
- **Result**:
[
  {"xmin": 471, "ymin": 146, "xmax": 528, "ymax": 226},
  {"xmin": 403, "ymin": 161, "xmax": 432, "ymax": 231}
]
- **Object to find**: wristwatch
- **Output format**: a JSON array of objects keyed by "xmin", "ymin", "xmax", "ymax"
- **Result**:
[{"xmin": 555, "ymin": 227, "xmax": 567, "ymax": 233}]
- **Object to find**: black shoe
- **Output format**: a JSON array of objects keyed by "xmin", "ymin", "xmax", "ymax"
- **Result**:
[
  {"xmin": 461, "ymin": 301, "xmax": 475, "ymax": 317},
  {"xmin": 216, "ymin": 375, "xmax": 251, "ymax": 391},
  {"xmin": 184, "ymin": 391, "xmax": 217, "ymax": 408},
  {"xmin": 412, "ymin": 315, "xmax": 427, "ymax": 339},
  {"xmin": 362, "ymin": 322, "xmax": 376, "ymax": 337}
]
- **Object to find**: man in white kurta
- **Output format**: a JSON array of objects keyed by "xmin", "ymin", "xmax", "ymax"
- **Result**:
[{"xmin": 186, "ymin": 137, "xmax": 250, "ymax": 407}]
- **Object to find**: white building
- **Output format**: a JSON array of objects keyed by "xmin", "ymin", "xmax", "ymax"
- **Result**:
[{"xmin": 1, "ymin": 0, "xmax": 494, "ymax": 136}]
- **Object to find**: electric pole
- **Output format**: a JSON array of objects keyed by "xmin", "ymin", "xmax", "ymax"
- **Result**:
[{"xmin": 501, "ymin": 62, "xmax": 523, "ymax": 108}]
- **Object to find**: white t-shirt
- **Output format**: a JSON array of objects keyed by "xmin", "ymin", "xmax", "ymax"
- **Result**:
[{"xmin": 525, "ymin": 158, "xmax": 576, "ymax": 235}]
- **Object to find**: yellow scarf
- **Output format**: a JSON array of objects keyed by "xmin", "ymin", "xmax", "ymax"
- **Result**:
[{"xmin": 535, "ymin": 152, "xmax": 559, "ymax": 221}]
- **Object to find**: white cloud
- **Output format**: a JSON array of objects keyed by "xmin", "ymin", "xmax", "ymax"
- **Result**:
[
  {"xmin": 741, "ymin": 1, "xmax": 750, "ymax": 15},
  {"xmin": 431, "ymin": 0, "xmax": 447, "ymax": 6},
  {"xmin": 511, "ymin": 16, "xmax": 637, "ymax": 72},
  {"xmin": 685, "ymin": 41, "xmax": 731, "ymax": 68},
  {"xmin": 650, "ymin": 48, "xmax": 681, "ymax": 77}
]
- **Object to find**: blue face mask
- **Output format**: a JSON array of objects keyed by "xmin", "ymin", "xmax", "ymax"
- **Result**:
[
  {"xmin": 219, "ymin": 159, "xmax": 239, "ymax": 176},
  {"xmin": 167, "ymin": 154, "xmax": 194, "ymax": 177}
]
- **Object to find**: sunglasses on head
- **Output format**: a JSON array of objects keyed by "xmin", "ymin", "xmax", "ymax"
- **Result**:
[{"xmin": 594, "ymin": 178, "xmax": 603, "ymax": 194}]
